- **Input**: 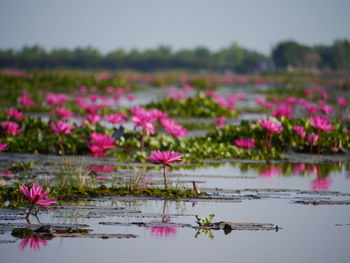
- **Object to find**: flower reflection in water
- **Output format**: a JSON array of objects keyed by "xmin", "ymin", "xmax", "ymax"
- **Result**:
[
  {"xmin": 148, "ymin": 225, "xmax": 178, "ymax": 238},
  {"xmin": 310, "ymin": 178, "xmax": 332, "ymax": 191},
  {"xmin": 260, "ymin": 167, "xmax": 282, "ymax": 178},
  {"xmin": 18, "ymin": 236, "xmax": 48, "ymax": 252},
  {"xmin": 147, "ymin": 200, "xmax": 178, "ymax": 239}
]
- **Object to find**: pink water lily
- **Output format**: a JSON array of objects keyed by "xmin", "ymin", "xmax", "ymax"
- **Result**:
[
  {"xmin": 147, "ymin": 150, "xmax": 182, "ymax": 190},
  {"xmin": 56, "ymin": 108, "xmax": 74, "ymax": 118},
  {"xmin": 310, "ymin": 116, "xmax": 333, "ymax": 132},
  {"xmin": 234, "ymin": 138, "xmax": 255, "ymax": 149},
  {"xmin": 104, "ymin": 113, "xmax": 127, "ymax": 124},
  {"xmin": 259, "ymin": 119, "xmax": 283, "ymax": 133},
  {"xmin": 160, "ymin": 118, "xmax": 187, "ymax": 138},
  {"xmin": 19, "ymin": 183, "xmax": 56, "ymax": 218},
  {"xmin": 50, "ymin": 120, "xmax": 73, "ymax": 135},
  {"xmin": 293, "ymin": 126, "xmax": 306, "ymax": 139},
  {"xmin": 337, "ymin": 97, "xmax": 348, "ymax": 107},
  {"xmin": 259, "ymin": 119, "xmax": 283, "ymax": 147},
  {"xmin": 0, "ymin": 143, "xmax": 8, "ymax": 152},
  {"xmin": 7, "ymin": 108, "xmax": 24, "ymax": 120},
  {"xmin": 1, "ymin": 121, "xmax": 22, "ymax": 136},
  {"xmin": 45, "ymin": 93, "xmax": 68, "ymax": 106},
  {"xmin": 88, "ymin": 132, "xmax": 116, "ymax": 157},
  {"xmin": 307, "ymin": 133, "xmax": 319, "ymax": 153},
  {"xmin": 85, "ymin": 113, "xmax": 101, "ymax": 125},
  {"xmin": 319, "ymin": 104, "xmax": 333, "ymax": 115},
  {"xmin": 272, "ymin": 104, "xmax": 293, "ymax": 118},
  {"xmin": 310, "ymin": 115, "xmax": 333, "ymax": 153},
  {"xmin": 18, "ymin": 94, "xmax": 34, "ymax": 108}
]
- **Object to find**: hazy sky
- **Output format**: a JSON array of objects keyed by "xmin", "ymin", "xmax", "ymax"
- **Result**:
[{"xmin": 0, "ymin": 0, "xmax": 349, "ymax": 54}]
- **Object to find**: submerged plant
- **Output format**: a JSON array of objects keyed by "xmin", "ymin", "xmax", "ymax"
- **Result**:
[
  {"xmin": 19, "ymin": 183, "xmax": 56, "ymax": 218},
  {"xmin": 147, "ymin": 150, "xmax": 182, "ymax": 190}
]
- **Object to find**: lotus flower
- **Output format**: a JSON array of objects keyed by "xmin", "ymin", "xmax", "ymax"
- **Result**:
[
  {"xmin": 85, "ymin": 113, "xmax": 101, "ymax": 125},
  {"xmin": 0, "ymin": 143, "xmax": 8, "ymax": 152},
  {"xmin": 147, "ymin": 150, "xmax": 182, "ymax": 190},
  {"xmin": 310, "ymin": 115, "xmax": 333, "ymax": 153},
  {"xmin": 104, "ymin": 113, "xmax": 127, "ymax": 124},
  {"xmin": 1, "ymin": 121, "xmax": 22, "ymax": 136},
  {"xmin": 7, "ymin": 108, "xmax": 24, "ymax": 120},
  {"xmin": 19, "ymin": 183, "xmax": 56, "ymax": 218},
  {"xmin": 56, "ymin": 108, "xmax": 74, "ymax": 118},
  {"xmin": 319, "ymin": 104, "xmax": 333, "ymax": 115},
  {"xmin": 307, "ymin": 133, "xmax": 319, "ymax": 153},
  {"xmin": 303, "ymin": 89, "xmax": 313, "ymax": 97},
  {"xmin": 45, "ymin": 93, "xmax": 68, "ymax": 106},
  {"xmin": 50, "ymin": 120, "xmax": 73, "ymax": 135},
  {"xmin": 259, "ymin": 119, "xmax": 283, "ymax": 147},
  {"xmin": 160, "ymin": 118, "xmax": 187, "ymax": 138},
  {"xmin": 234, "ymin": 138, "xmax": 255, "ymax": 149},
  {"xmin": 18, "ymin": 94, "xmax": 34, "ymax": 108},
  {"xmin": 337, "ymin": 97, "xmax": 348, "ymax": 107},
  {"xmin": 88, "ymin": 132, "xmax": 116, "ymax": 157},
  {"xmin": 272, "ymin": 104, "xmax": 293, "ymax": 118},
  {"xmin": 259, "ymin": 119, "xmax": 283, "ymax": 133},
  {"xmin": 293, "ymin": 126, "xmax": 306, "ymax": 139}
]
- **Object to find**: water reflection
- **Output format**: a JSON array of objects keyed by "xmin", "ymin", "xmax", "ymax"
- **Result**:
[
  {"xmin": 18, "ymin": 236, "xmax": 48, "ymax": 252},
  {"xmin": 194, "ymin": 229, "xmax": 214, "ymax": 239},
  {"xmin": 147, "ymin": 201, "xmax": 178, "ymax": 239}
]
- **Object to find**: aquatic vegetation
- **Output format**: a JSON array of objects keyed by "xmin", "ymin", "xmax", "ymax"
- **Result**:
[
  {"xmin": 195, "ymin": 214, "xmax": 215, "ymax": 227},
  {"xmin": 19, "ymin": 183, "xmax": 57, "ymax": 218},
  {"xmin": 146, "ymin": 93, "xmax": 238, "ymax": 118},
  {"xmin": 147, "ymin": 150, "xmax": 182, "ymax": 190}
]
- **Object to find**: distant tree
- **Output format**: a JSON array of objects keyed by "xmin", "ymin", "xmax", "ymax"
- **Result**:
[{"xmin": 272, "ymin": 41, "xmax": 310, "ymax": 69}]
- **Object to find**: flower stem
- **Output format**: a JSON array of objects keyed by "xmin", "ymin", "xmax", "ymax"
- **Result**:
[
  {"xmin": 141, "ymin": 130, "xmax": 145, "ymax": 152},
  {"xmin": 25, "ymin": 203, "xmax": 35, "ymax": 218},
  {"xmin": 58, "ymin": 135, "xmax": 65, "ymax": 155},
  {"xmin": 317, "ymin": 130, "xmax": 321, "ymax": 154},
  {"xmin": 162, "ymin": 164, "xmax": 168, "ymax": 190}
]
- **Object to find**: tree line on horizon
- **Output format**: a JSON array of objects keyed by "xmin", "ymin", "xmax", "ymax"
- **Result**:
[{"xmin": 0, "ymin": 40, "xmax": 349, "ymax": 72}]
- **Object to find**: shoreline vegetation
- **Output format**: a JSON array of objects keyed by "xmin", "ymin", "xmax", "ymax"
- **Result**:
[{"xmin": 0, "ymin": 40, "xmax": 349, "ymax": 72}]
